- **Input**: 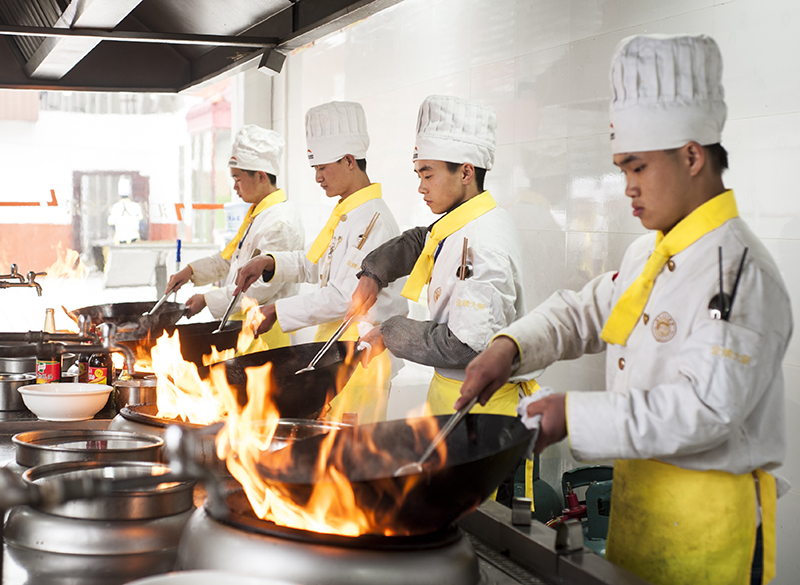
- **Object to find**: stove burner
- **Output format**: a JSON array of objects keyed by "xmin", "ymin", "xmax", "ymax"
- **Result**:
[{"xmin": 211, "ymin": 489, "xmax": 462, "ymax": 551}]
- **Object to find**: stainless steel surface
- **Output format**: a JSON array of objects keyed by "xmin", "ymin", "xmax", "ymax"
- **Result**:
[
  {"xmin": 0, "ymin": 373, "xmax": 34, "ymax": 411},
  {"xmin": 22, "ymin": 460, "xmax": 195, "ymax": 520},
  {"xmin": 4, "ymin": 504, "xmax": 193, "ymax": 555},
  {"xmin": 512, "ymin": 497, "xmax": 533, "ymax": 527},
  {"xmin": 178, "ymin": 505, "xmax": 482, "ymax": 585},
  {"xmin": 12, "ymin": 429, "xmax": 163, "ymax": 467},
  {"xmin": 146, "ymin": 290, "xmax": 172, "ymax": 317},
  {"xmin": 114, "ymin": 375, "xmax": 158, "ymax": 412},
  {"xmin": 0, "ymin": 356, "xmax": 35, "ymax": 374},
  {"xmin": 215, "ymin": 248, "xmax": 260, "ymax": 334},
  {"xmin": 295, "ymin": 314, "xmax": 356, "ymax": 374}
]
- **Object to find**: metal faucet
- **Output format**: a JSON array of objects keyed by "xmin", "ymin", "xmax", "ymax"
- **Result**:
[
  {"xmin": 0, "ymin": 264, "xmax": 25, "ymax": 283},
  {"xmin": 0, "ymin": 268, "xmax": 47, "ymax": 296}
]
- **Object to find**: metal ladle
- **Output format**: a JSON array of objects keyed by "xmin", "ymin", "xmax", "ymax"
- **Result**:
[
  {"xmin": 295, "ymin": 314, "xmax": 356, "ymax": 374},
  {"xmin": 393, "ymin": 395, "xmax": 478, "ymax": 477},
  {"xmin": 213, "ymin": 248, "xmax": 261, "ymax": 334}
]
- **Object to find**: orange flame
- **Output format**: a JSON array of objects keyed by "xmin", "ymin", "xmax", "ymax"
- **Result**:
[{"xmin": 45, "ymin": 243, "xmax": 87, "ymax": 279}]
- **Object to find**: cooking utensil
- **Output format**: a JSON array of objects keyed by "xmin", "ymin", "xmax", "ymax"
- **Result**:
[
  {"xmin": 356, "ymin": 212, "xmax": 380, "ymax": 250},
  {"xmin": 255, "ymin": 413, "xmax": 537, "ymax": 536},
  {"xmin": 145, "ymin": 289, "xmax": 173, "ymax": 317},
  {"xmin": 295, "ymin": 314, "xmax": 356, "ymax": 374},
  {"xmin": 214, "ymin": 248, "xmax": 261, "ymax": 334},
  {"xmin": 115, "ymin": 375, "xmax": 158, "ymax": 411},
  {"xmin": 72, "ymin": 300, "xmax": 186, "ymax": 342},
  {"xmin": 458, "ymin": 237, "xmax": 468, "ymax": 280},
  {"xmin": 12, "ymin": 429, "xmax": 164, "ymax": 467},
  {"xmin": 393, "ymin": 396, "xmax": 477, "ymax": 476},
  {"xmin": 726, "ymin": 247, "xmax": 748, "ymax": 321},
  {"xmin": 0, "ymin": 372, "xmax": 35, "ymax": 410},
  {"xmin": 213, "ymin": 340, "xmax": 364, "ymax": 419}
]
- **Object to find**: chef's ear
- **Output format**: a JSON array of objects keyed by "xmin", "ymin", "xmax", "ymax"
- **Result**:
[
  {"xmin": 684, "ymin": 141, "xmax": 707, "ymax": 177},
  {"xmin": 461, "ymin": 163, "xmax": 475, "ymax": 186}
]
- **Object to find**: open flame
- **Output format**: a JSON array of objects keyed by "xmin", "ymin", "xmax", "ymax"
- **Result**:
[
  {"xmin": 45, "ymin": 243, "xmax": 87, "ymax": 279},
  {"xmin": 215, "ymin": 350, "xmax": 446, "ymax": 537}
]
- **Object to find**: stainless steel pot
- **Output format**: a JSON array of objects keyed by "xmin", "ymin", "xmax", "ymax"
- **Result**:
[
  {"xmin": 115, "ymin": 375, "xmax": 158, "ymax": 412},
  {"xmin": 0, "ymin": 354, "xmax": 35, "ymax": 374},
  {"xmin": 12, "ymin": 429, "xmax": 164, "ymax": 467},
  {"xmin": 21, "ymin": 460, "xmax": 195, "ymax": 520},
  {"xmin": 0, "ymin": 372, "xmax": 35, "ymax": 410}
]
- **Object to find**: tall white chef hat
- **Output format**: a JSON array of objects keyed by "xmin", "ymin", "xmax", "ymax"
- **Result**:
[
  {"xmin": 228, "ymin": 124, "xmax": 285, "ymax": 176},
  {"xmin": 305, "ymin": 101, "xmax": 370, "ymax": 166},
  {"xmin": 413, "ymin": 95, "xmax": 496, "ymax": 171},
  {"xmin": 609, "ymin": 34, "xmax": 727, "ymax": 154}
]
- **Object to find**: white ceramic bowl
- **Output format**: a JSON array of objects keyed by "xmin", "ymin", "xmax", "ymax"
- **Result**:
[
  {"xmin": 17, "ymin": 383, "xmax": 112, "ymax": 421},
  {"xmin": 125, "ymin": 570, "xmax": 298, "ymax": 585}
]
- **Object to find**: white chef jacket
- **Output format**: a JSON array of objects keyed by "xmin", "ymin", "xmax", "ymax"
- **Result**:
[
  {"xmin": 108, "ymin": 199, "xmax": 143, "ymax": 244},
  {"xmin": 271, "ymin": 192, "xmax": 408, "ymax": 332},
  {"xmin": 502, "ymin": 216, "xmax": 791, "ymax": 476},
  {"xmin": 189, "ymin": 199, "xmax": 305, "ymax": 319},
  {"xmin": 428, "ymin": 206, "xmax": 527, "ymax": 381}
]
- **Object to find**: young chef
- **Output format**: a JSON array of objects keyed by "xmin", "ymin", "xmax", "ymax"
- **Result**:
[
  {"xmin": 166, "ymin": 125, "xmax": 305, "ymax": 348},
  {"xmin": 234, "ymin": 101, "xmax": 408, "ymax": 424},
  {"xmin": 457, "ymin": 34, "xmax": 791, "ymax": 585},
  {"xmin": 349, "ymin": 95, "xmax": 535, "ymax": 417}
]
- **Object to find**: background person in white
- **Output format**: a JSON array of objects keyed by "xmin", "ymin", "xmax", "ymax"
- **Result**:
[
  {"xmin": 457, "ymin": 34, "xmax": 791, "ymax": 585},
  {"xmin": 107, "ymin": 176, "xmax": 143, "ymax": 244},
  {"xmin": 234, "ymin": 102, "xmax": 408, "ymax": 424},
  {"xmin": 165, "ymin": 125, "xmax": 304, "ymax": 347}
]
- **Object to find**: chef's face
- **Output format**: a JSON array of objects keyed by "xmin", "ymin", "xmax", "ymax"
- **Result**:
[
  {"xmin": 614, "ymin": 149, "xmax": 695, "ymax": 233},
  {"xmin": 313, "ymin": 156, "xmax": 353, "ymax": 200},
  {"xmin": 414, "ymin": 160, "xmax": 470, "ymax": 215},
  {"xmin": 230, "ymin": 168, "xmax": 263, "ymax": 204}
]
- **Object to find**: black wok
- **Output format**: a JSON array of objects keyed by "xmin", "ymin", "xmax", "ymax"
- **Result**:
[
  {"xmin": 255, "ymin": 413, "xmax": 536, "ymax": 536},
  {"xmin": 71, "ymin": 301, "xmax": 186, "ymax": 341},
  {"xmin": 211, "ymin": 341, "xmax": 361, "ymax": 420},
  {"xmin": 119, "ymin": 320, "xmax": 243, "ymax": 368}
]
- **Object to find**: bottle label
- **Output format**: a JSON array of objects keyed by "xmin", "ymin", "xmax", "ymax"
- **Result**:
[
  {"xmin": 36, "ymin": 360, "xmax": 60, "ymax": 384},
  {"xmin": 78, "ymin": 362, "xmax": 88, "ymax": 383},
  {"xmin": 88, "ymin": 366, "xmax": 108, "ymax": 384}
]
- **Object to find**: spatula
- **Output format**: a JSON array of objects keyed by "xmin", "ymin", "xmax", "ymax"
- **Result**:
[{"xmin": 295, "ymin": 314, "xmax": 356, "ymax": 374}]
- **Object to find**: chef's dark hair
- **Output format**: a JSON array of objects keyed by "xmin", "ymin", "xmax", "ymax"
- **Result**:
[
  {"xmin": 244, "ymin": 170, "xmax": 277, "ymax": 186},
  {"xmin": 335, "ymin": 155, "xmax": 367, "ymax": 173},
  {"xmin": 445, "ymin": 162, "xmax": 486, "ymax": 192},
  {"xmin": 704, "ymin": 143, "xmax": 729, "ymax": 174}
]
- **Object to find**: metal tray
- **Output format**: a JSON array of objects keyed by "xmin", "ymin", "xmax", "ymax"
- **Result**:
[
  {"xmin": 12, "ymin": 429, "xmax": 164, "ymax": 467},
  {"xmin": 22, "ymin": 460, "xmax": 195, "ymax": 520}
]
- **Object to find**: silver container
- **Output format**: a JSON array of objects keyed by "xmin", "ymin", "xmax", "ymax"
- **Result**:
[
  {"xmin": 0, "ymin": 355, "xmax": 36, "ymax": 374},
  {"xmin": 0, "ymin": 372, "xmax": 35, "ymax": 411},
  {"xmin": 22, "ymin": 460, "xmax": 195, "ymax": 520},
  {"xmin": 12, "ymin": 429, "xmax": 164, "ymax": 467},
  {"xmin": 115, "ymin": 375, "xmax": 158, "ymax": 412}
]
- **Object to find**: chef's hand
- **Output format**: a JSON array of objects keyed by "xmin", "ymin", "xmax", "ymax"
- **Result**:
[
  {"xmin": 358, "ymin": 325, "xmax": 385, "ymax": 367},
  {"xmin": 525, "ymin": 394, "xmax": 567, "ymax": 454},
  {"xmin": 185, "ymin": 294, "xmax": 207, "ymax": 318},
  {"xmin": 165, "ymin": 265, "xmax": 193, "ymax": 295},
  {"xmin": 253, "ymin": 304, "xmax": 278, "ymax": 337},
  {"xmin": 454, "ymin": 336, "xmax": 518, "ymax": 410},
  {"xmin": 346, "ymin": 275, "xmax": 381, "ymax": 320},
  {"xmin": 234, "ymin": 255, "xmax": 274, "ymax": 296}
]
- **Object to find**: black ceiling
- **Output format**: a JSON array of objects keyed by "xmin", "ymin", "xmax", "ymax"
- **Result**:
[{"xmin": 0, "ymin": 0, "xmax": 402, "ymax": 92}]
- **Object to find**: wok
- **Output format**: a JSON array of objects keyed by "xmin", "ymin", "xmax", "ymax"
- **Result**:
[
  {"xmin": 71, "ymin": 301, "xmax": 186, "ymax": 342},
  {"xmin": 211, "ymin": 341, "xmax": 361, "ymax": 420},
  {"xmin": 119, "ymin": 320, "xmax": 243, "ymax": 368},
  {"xmin": 254, "ymin": 413, "xmax": 536, "ymax": 536}
]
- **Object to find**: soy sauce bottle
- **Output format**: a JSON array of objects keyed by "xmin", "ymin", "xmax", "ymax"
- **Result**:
[
  {"xmin": 88, "ymin": 353, "xmax": 116, "ymax": 416},
  {"xmin": 78, "ymin": 353, "xmax": 90, "ymax": 383},
  {"xmin": 36, "ymin": 309, "xmax": 59, "ymax": 384}
]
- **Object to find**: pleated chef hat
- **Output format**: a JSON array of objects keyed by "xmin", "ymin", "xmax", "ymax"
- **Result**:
[
  {"xmin": 609, "ymin": 34, "xmax": 727, "ymax": 154},
  {"xmin": 228, "ymin": 125, "xmax": 285, "ymax": 176},
  {"xmin": 305, "ymin": 101, "xmax": 370, "ymax": 166},
  {"xmin": 413, "ymin": 95, "xmax": 496, "ymax": 170}
]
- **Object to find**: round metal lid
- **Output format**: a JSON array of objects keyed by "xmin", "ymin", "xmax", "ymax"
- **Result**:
[{"xmin": 13, "ymin": 429, "xmax": 164, "ymax": 467}]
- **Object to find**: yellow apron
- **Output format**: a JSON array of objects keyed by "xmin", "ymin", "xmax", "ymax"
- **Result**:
[
  {"xmin": 606, "ymin": 459, "xmax": 776, "ymax": 585},
  {"xmin": 427, "ymin": 372, "xmax": 539, "ymax": 510},
  {"xmin": 314, "ymin": 321, "xmax": 391, "ymax": 425}
]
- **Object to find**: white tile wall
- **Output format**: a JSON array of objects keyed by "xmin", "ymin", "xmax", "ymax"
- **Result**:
[{"xmin": 259, "ymin": 0, "xmax": 800, "ymax": 580}]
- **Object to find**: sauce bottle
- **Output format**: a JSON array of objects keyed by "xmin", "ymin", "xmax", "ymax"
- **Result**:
[
  {"xmin": 87, "ymin": 353, "xmax": 108, "ymax": 384},
  {"xmin": 36, "ymin": 309, "xmax": 59, "ymax": 384}
]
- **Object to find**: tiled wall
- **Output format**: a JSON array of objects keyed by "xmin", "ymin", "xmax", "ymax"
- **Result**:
[{"xmin": 266, "ymin": 0, "xmax": 800, "ymax": 580}]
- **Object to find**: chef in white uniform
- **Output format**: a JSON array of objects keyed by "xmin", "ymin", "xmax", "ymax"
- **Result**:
[
  {"xmin": 234, "ymin": 102, "xmax": 408, "ymax": 424},
  {"xmin": 457, "ymin": 34, "xmax": 791, "ymax": 585},
  {"xmin": 166, "ymin": 125, "xmax": 305, "ymax": 348},
  {"xmin": 350, "ymin": 95, "xmax": 536, "ymax": 417}
]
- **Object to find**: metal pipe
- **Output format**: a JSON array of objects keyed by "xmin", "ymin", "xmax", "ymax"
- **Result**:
[
  {"xmin": 0, "ymin": 24, "xmax": 278, "ymax": 48},
  {"xmin": 0, "ymin": 331, "xmax": 96, "ymax": 344}
]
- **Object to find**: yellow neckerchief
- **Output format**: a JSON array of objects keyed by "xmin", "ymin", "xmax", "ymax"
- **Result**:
[
  {"xmin": 305, "ymin": 183, "xmax": 382, "ymax": 264},
  {"xmin": 600, "ymin": 190, "xmax": 738, "ymax": 346},
  {"xmin": 220, "ymin": 189, "xmax": 287, "ymax": 260},
  {"xmin": 401, "ymin": 190, "xmax": 497, "ymax": 302}
]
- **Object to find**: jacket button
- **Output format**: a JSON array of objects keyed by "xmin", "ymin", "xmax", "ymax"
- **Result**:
[
  {"xmin": 643, "ymin": 313, "xmax": 649, "ymax": 325},
  {"xmin": 618, "ymin": 358, "xmax": 625, "ymax": 370},
  {"xmin": 667, "ymin": 259, "xmax": 675, "ymax": 272},
  {"xmin": 340, "ymin": 213, "xmax": 348, "ymax": 222}
]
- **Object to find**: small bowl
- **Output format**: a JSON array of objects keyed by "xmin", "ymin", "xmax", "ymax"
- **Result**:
[{"xmin": 17, "ymin": 383, "xmax": 112, "ymax": 421}]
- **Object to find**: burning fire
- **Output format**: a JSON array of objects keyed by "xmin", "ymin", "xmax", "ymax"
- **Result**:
[
  {"xmin": 215, "ymin": 349, "xmax": 445, "ymax": 537},
  {"xmin": 45, "ymin": 243, "xmax": 87, "ymax": 279}
]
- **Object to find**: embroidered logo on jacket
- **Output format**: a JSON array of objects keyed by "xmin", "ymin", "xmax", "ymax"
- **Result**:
[
  {"xmin": 652, "ymin": 312, "xmax": 677, "ymax": 343},
  {"xmin": 433, "ymin": 287, "xmax": 442, "ymax": 302}
]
